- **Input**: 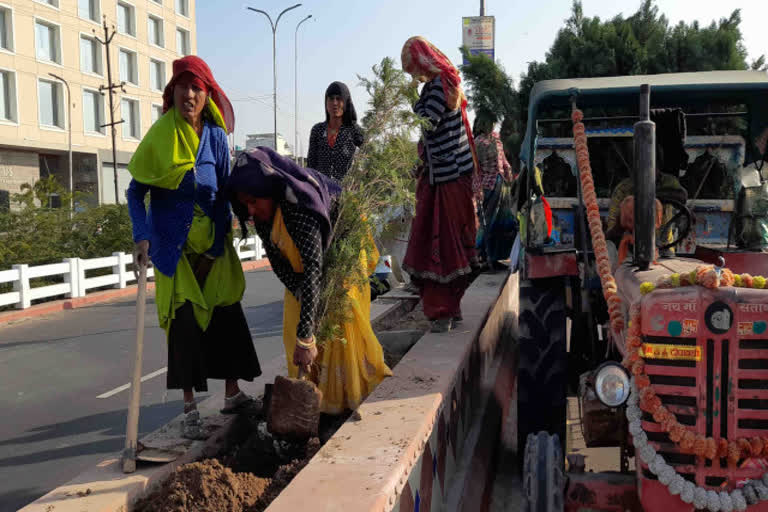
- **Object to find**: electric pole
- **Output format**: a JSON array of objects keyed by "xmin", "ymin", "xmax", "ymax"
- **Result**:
[
  {"xmin": 95, "ymin": 16, "xmax": 125, "ymax": 204},
  {"xmin": 480, "ymin": 0, "xmax": 486, "ymax": 15}
]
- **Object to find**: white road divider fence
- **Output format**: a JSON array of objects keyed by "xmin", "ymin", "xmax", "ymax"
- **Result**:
[{"xmin": 0, "ymin": 237, "xmax": 265, "ymax": 310}]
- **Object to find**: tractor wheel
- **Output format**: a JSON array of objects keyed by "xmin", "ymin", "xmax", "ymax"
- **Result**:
[
  {"xmin": 517, "ymin": 278, "xmax": 567, "ymax": 461},
  {"xmin": 523, "ymin": 431, "xmax": 565, "ymax": 512}
]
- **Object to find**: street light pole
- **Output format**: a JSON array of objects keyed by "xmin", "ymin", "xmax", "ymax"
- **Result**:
[
  {"xmin": 295, "ymin": 14, "xmax": 312, "ymax": 162},
  {"xmin": 247, "ymin": 4, "xmax": 302, "ymax": 151},
  {"xmin": 480, "ymin": 0, "xmax": 486, "ymax": 15},
  {"xmin": 49, "ymin": 73, "xmax": 72, "ymax": 216}
]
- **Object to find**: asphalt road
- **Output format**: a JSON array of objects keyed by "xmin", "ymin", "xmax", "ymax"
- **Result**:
[{"xmin": 0, "ymin": 270, "xmax": 286, "ymax": 511}]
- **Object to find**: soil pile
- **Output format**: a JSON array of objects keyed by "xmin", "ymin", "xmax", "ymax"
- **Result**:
[
  {"xmin": 134, "ymin": 421, "xmax": 323, "ymax": 512},
  {"xmin": 134, "ymin": 460, "xmax": 267, "ymax": 512}
]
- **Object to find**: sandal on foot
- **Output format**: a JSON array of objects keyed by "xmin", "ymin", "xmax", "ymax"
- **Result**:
[
  {"xmin": 430, "ymin": 318, "xmax": 453, "ymax": 333},
  {"xmin": 220, "ymin": 391, "xmax": 257, "ymax": 414},
  {"xmin": 182, "ymin": 410, "xmax": 208, "ymax": 440}
]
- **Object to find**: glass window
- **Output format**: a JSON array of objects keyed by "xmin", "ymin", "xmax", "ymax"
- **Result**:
[
  {"xmin": 119, "ymin": 49, "xmax": 138, "ymax": 85},
  {"xmin": 35, "ymin": 20, "xmax": 60, "ymax": 63},
  {"xmin": 176, "ymin": 28, "xmax": 189, "ymax": 55},
  {"xmin": 151, "ymin": 104, "xmax": 163, "ymax": 124},
  {"xmin": 148, "ymin": 16, "xmax": 163, "ymax": 47},
  {"xmin": 117, "ymin": 1, "xmax": 135, "ymax": 36},
  {"xmin": 121, "ymin": 98, "xmax": 139, "ymax": 139},
  {"xmin": 149, "ymin": 59, "xmax": 165, "ymax": 91},
  {"xmin": 0, "ymin": 71, "xmax": 16, "ymax": 122},
  {"xmin": 0, "ymin": 7, "xmax": 13, "ymax": 52},
  {"xmin": 176, "ymin": 0, "xmax": 188, "ymax": 17},
  {"xmin": 38, "ymin": 79, "xmax": 63, "ymax": 128},
  {"xmin": 80, "ymin": 35, "xmax": 102, "ymax": 75},
  {"xmin": 78, "ymin": 0, "xmax": 99, "ymax": 22},
  {"xmin": 37, "ymin": 0, "xmax": 59, "ymax": 7},
  {"xmin": 83, "ymin": 89, "xmax": 104, "ymax": 134}
]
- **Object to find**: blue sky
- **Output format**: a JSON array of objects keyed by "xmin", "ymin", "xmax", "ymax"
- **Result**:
[{"xmin": 196, "ymin": 1, "xmax": 768, "ymax": 156}]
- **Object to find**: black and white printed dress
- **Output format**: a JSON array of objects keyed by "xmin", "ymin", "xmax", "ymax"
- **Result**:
[{"xmin": 307, "ymin": 122, "xmax": 364, "ymax": 181}]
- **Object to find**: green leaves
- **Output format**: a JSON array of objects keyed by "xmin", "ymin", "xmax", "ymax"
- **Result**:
[{"xmin": 314, "ymin": 57, "xmax": 421, "ymax": 345}]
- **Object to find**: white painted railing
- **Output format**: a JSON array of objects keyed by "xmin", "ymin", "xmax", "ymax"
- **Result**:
[{"xmin": 0, "ymin": 237, "xmax": 265, "ymax": 310}]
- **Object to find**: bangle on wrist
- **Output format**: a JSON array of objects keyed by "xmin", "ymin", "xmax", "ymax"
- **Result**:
[{"xmin": 296, "ymin": 337, "xmax": 316, "ymax": 349}]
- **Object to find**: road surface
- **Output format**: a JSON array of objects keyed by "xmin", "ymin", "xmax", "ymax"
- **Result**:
[{"xmin": 0, "ymin": 270, "xmax": 285, "ymax": 511}]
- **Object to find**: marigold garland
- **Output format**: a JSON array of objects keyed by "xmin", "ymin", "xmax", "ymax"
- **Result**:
[{"xmin": 571, "ymin": 106, "xmax": 768, "ymax": 477}]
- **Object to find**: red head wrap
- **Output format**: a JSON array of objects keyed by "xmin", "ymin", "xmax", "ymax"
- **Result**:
[{"xmin": 162, "ymin": 55, "xmax": 235, "ymax": 134}]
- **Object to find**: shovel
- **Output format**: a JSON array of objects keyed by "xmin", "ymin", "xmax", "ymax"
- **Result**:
[
  {"xmin": 267, "ymin": 366, "xmax": 322, "ymax": 440},
  {"xmin": 122, "ymin": 264, "xmax": 184, "ymax": 472}
]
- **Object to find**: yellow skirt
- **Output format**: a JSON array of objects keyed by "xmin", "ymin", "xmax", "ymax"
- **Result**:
[{"xmin": 282, "ymin": 260, "xmax": 392, "ymax": 414}]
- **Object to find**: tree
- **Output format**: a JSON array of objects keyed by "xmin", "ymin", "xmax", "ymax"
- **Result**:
[
  {"xmin": 462, "ymin": 0, "xmax": 762, "ymax": 165},
  {"xmin": 314, "ymin": 57, "xmax": 425, "ymax": 345},
  {"xmin": 460, "ymin": 48, "xmax": 521, "ymax": 165},
  {"xmin": 518, "ymin": 1, "xmax": 755, "ymax": 117}
]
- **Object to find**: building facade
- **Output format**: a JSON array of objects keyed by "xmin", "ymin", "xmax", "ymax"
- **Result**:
[
  {"xmin": 245, "ymin": 132, "xmax": 293, "ymax": 157},
  {"xmin": 0, "ymin": 0, "xmax": 196, "ymax": 208}
]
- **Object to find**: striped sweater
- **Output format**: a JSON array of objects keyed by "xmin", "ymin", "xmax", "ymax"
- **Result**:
[{"xmin": 415, "ymin": 76, "xmax": 475, "ymax": 184}]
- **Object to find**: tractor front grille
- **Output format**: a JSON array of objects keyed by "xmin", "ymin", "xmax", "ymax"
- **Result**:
[{"xmin": 639, "ymin": 328, "xmax": 768, "ymax": 490}]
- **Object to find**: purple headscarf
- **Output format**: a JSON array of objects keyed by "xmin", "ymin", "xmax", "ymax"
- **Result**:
[{"xmin": 227, "ymin": 147, "xmax": 341, "ymax": 248}]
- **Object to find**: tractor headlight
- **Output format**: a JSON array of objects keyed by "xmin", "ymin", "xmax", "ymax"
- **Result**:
[{"xmin": 594, "ymin": 362, "xmax": 631, "ymax": 408}]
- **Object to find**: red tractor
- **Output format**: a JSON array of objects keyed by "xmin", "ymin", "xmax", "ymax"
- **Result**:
[{"xmin": 514, "ymin": 71, "xmax": 768, "ymax": 511}]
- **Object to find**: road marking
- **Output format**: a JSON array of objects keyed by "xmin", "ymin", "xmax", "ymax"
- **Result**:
[
  {"xmin": 97, "ymin": 367, "xmax": 168, "ymax": 399},
  {"xmin": 249, "ymin": 327, "xmax": 282, "ymax": 337}
]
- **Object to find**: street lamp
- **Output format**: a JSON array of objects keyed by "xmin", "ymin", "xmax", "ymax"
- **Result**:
[
  {"xmin": 295, "ymin": 14, "xmax": 312, "ymax": 162},
  {"xmin": 247, "ymin": 3, "xmax": 302, "ymax": 151},
  {"xmin": 49, "ymin": 73, "xmax": 73, "ymax": 215}
]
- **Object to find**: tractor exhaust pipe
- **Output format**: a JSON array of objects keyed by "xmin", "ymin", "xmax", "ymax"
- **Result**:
[{"xmin": 633, "ymin": 84, "xmax": 656, "ymax": 271}]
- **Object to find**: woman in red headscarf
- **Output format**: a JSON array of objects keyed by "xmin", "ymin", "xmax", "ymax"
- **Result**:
[
  {"xmin": 127, "ymin": 56, "xmax": 260, "ymax": 439},
  {"xmin": 401, "ymin": 36, "xmax": 481, "ymax": 333}
]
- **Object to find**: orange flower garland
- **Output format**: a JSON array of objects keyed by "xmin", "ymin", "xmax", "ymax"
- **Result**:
[
  {"xmin": 571, "ymin": 109, "xmax": 624, "ymax": 334},
  {"xmin": 570, "ymin": 106, "xmax": 768, "ymax": 465}
]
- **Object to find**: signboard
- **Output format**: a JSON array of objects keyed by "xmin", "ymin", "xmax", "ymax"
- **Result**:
[{"xmin": 462, "ymin": 16, "xmax": 495, "ymax": 65}]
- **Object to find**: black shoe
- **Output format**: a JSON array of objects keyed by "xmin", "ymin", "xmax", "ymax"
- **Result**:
[{"xmin": 430, "ymin": 318, "xmax": 453, "ymax": 333}]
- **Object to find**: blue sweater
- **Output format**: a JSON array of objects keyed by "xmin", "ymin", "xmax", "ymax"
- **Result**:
[{"xmin": 127, "ymin": 121, "xmax": 232, "ymax": 277}]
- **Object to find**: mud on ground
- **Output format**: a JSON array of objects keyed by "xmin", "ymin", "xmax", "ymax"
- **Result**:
[{"xmin": 135, "ymin": 320, "xmax": 424, "ymax": 512}]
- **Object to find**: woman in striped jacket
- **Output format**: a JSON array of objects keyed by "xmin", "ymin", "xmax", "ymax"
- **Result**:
[{"xmin": 401, "ymin": 36, "xmax": 480, "ymax": 333}]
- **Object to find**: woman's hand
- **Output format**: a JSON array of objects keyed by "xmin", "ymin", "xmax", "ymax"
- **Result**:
[
  {"xmin": 293, "ymin": 339, "xmax": 318, "ymax": 370},
  {"xmin": 133, "ymin": 240, "xmax": 150, "ymax": 279}
]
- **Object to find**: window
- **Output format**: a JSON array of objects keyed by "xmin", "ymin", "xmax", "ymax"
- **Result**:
[
  {"xmin": 176, "ymin": 0, "xmax": 188, "ymax": 17},
  {"xmin": 121, "ymin": 98, "xmax": 139, "ymax": 139},
  {"xmin": 0, "ymin": 70, "xmax": 17, "ymax": 122},
  {"xmin": 118, "ymin": 48, "xmax": 138, "ymax": 85},
  {"xmin": 36, "ymin": 0, "xmax": 59, "ymax": 8},
  {"xmin": 151, "ymin": 0, "xmax": 162, "ymax": 3},
  {"xmin": 151, "ymin": 104, "xmax": 163, "ymax": 123},
  {"xmin": 147, "ymin": 15, "xmax": 163, "ymax": 47},
  {"xmin": 149, "ymin": 59, "xmax": 165, "ymax": 91},
  {"xmin": 117, "ymin": 1, "xmax": 135, "ymax": 36},
  {"xmin": 35, "ymin": 19, "xmax": 61, "ymax": 64},
  {"xmin": 80, "ymin": 35, "xmax": 102, "ymax": 75},
  {"xmin": 0, "ymin": 6, "xmax": 13, "ymax": 52},
  {"xmin": 176, "ymin": 27, "xmax": 190, "ymax": 55},
  {"xmin": 38, "ymin": 79, "xmax": 64, "ymax": 129},
  {"xmin": 82, "ymin": 89, "xmax": 105, "ymax": 134},
  {"xmin": 78, "ymin": 0, "xmax": 99, "ymax": 22}
]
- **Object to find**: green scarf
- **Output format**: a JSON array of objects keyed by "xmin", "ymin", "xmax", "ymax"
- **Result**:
[{"xmin": 127, "ymin": 99, "xmax": 227, "ymax": 190}]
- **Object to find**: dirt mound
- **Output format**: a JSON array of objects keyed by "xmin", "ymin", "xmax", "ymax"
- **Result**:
[{"xmin": 134, "ymin": 430, "xmax": 323, "ymax": 512}]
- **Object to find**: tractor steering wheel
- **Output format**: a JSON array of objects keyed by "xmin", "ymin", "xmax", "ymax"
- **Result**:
[{"xmin": 657, "ymin": 198, "xmax": 694, "ymax": 251}]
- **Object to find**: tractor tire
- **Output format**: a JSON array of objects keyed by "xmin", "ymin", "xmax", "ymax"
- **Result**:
[
  {"xmin": 523, "ymin": 431, "xmax": 565, "ymax": 512},
  {"xmin": 517, "ymin": 279, "xmax": 567, "ymax": 461}
]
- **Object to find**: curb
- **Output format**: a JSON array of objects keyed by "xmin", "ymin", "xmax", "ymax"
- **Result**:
[{"xmin": 0, "ymin": 259, "xmax": 271, "ymax": 327}]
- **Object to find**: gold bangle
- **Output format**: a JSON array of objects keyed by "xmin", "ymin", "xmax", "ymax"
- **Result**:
[{"xmin": 296, "ymin": 337, "xmax": 316, "ymax": 350}]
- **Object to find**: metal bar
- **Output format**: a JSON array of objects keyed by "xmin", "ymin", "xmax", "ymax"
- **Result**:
[{"xmin": 633, "ymin": 84, "xmax": 655, "ymax": 271}]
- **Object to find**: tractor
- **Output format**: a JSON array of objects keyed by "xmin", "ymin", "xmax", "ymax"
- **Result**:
[{"xmin": 513, "ymin": 71, "xmax": 768, "ymax": 511}]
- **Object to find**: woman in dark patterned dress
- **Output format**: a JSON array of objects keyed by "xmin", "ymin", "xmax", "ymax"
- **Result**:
[{"xmin": 307, "ymin": 81, "xmax": 364, "ymax": 181}]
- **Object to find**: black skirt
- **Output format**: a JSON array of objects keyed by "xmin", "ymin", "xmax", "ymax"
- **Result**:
[{"xmin": 166, "ymin": 301, "xmax": 262, "ymax": 392}]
